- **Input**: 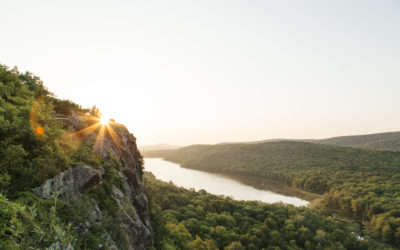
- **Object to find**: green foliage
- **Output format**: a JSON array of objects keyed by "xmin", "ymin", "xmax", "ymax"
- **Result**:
[
  {"xmin": 0, "ymin": 192, "xmax": 75, "ymax": 249},
  {"xmin": 0, "ymin": 64, "xmax": 136, "ymax": 248},
  {"xmin": 145, "ymin": 173, "xmax": 383, "ymax": 250},
  {"xmin": 71, "ymin": 141, "xmax": 102, "ymax": 168},
  {"xmin": 0, "ymin": 64, "xmax": 106, "ymax": 191},
  {"xmin": 0, "ymin": 65, "xmax": 72, "ymax": 191},
  {"xmin": 51, "ymin": 98, "xmax": 88, "ymax": 116},
  {"xmin": 144, "ymin": 141, "xmax": 400, "ymax": 246}
]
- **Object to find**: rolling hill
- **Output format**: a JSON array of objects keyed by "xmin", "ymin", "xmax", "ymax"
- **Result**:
[
  {"xmin": 216, "ymin": 131, "xmax": 400, "ymax": 151},
  {"xmin": 317, "ymin": 131, "xmax": 400, "ymax": 151}
]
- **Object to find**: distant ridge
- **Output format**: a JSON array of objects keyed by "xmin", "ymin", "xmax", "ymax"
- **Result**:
[
  {"xmin": 316, "ymin": 131, "xmax": 400, "ymax": 151},
  {"xmin": 218, "ymin": 138, "xmax": 315, "ymax": 145},
  {"xmin": 218, "ymin": 131, "xmax": 400, "ymax": 151}
]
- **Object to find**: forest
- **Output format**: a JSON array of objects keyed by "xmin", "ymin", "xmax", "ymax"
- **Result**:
[
  {"xmin": 145, "ymin": 172, "xmax": 384, "ymax": 249},
  {"xmin": 143, "ymin": 142, "xmax": 400, "ymax": 246}
]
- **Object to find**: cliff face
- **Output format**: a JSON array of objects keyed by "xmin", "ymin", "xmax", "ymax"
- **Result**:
[
  {"xmin": 94, "ymin": 123, "xmax": 153, "ymax": 246},
  {"xmin": 95, "ymin": 124, "xmax": 151, "ymax": 228},
  {"xmin": 34, "ymin": 122, "xmax": 153, "ymax": 249}
]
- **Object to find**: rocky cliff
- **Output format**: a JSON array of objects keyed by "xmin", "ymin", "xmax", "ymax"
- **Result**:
[{"xmin": 33, "ymin": 122, "xmax": 153, "ymax": 249}]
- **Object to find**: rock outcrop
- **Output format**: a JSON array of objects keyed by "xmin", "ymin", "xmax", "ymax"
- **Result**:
[
  {"xmin": 33, "ymin": 122, "xmax": 153, "ymax": 250},
  {"xmin": 94, "ymin": 123, "xmax": 152, "ymax": 229},
  {"xmin": 33, "ymin": 165, "xmax": 103, "ymax": 200}
]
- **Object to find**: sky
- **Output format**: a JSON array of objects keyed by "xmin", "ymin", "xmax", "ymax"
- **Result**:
[{"xmin": 1, "ymin": 0, "xmax": 400, "ymax": 146}]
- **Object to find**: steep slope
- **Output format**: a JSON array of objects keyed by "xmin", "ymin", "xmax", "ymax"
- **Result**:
[{"xmin": 0, "ymin": 65, "xmax": 152, "ymax": 249}]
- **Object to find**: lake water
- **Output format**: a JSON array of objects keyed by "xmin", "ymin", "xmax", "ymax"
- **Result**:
[{"xmin": 144, "ymin": 158, "xmax": 308, "ymax": 207}]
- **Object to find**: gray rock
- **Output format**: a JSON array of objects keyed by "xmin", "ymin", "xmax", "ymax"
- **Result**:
[
  {"xmin": 101, "ymin": 232, "xmax": 118, "ymax": 249},
  {"xmin": 37, "ymin": 123, "xmax": 153, "ymax": 249},
  {"xmin": 118, "ymin": 171, "xmax": 133, "ymax": 201},
  {"xmin": 87, "ymin": 199, "xmax": 102, "ymax": 223},
  {"xmin": 112, "ymin": 184, "xmax": 125, "ymax": 200},
  {"xmin": 111, "ymin": 185, "xmax": 152, "ymax": 249},
  {"xmin": 94, "ymin": 125, "xmax": 153, "ymax": 232},
  {"xmin": 48, "ymin": 242, "xmax": 74, "ymax": 250},
  {"xmin": 33, "ymin": 165, "xmax": 103, "ymax": 200}
]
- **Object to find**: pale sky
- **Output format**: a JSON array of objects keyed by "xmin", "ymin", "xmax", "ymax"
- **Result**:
[{"xmin": 1, "ymin": 0, "xmax": 399, "ymax": 146}]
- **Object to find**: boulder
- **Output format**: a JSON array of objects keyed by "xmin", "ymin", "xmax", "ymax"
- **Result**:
[{"xmin": 33, "ymin": 165, "xmax": 103, "ymax": 200}]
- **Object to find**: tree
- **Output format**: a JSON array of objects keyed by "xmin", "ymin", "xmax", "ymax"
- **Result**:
[{"xmin": 224, "ymin": 241, "xmax": 245, "ymax": 250}]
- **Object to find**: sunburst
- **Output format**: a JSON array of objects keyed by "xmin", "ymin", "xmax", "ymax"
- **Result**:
[
  {"xmin": 99, "ymin": 116, "xmax": 110, "ymax": 125},
  {"xmin": 56, "ymin": 113, "xmax": 123, "ymax": 154}
]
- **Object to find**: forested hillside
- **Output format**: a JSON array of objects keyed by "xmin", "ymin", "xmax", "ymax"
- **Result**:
[
  {"xmin": 143, "ymin": 142, "xmax": 400, "ymax": 246},
  {"xmin": 145, "ymin": 173, "xmax": 383, "ymax": 249},
  {"xmin": 0, "ymin": 65, "xmax": 152, "ymax": 249},
  {"xmin": 218, "ymin": 131, "xmax": 400, "ymax": 151},
  {"xmin": 317, "ymin": 132, "xmax": 400, "ymax": 151}
]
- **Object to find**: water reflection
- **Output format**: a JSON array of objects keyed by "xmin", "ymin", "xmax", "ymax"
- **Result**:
[{"xmin": 144, "ymin": 158, "xmax": 308, "ymax": 207}]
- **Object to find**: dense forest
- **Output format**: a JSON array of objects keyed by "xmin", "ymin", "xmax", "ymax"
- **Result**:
[
  {"xmin": 145, "ymin": 172, "xmax": 385, "ymax": 249},
  {"xmin": 143, "ymin": 142, "xmax": 400, "ymax": 246}
]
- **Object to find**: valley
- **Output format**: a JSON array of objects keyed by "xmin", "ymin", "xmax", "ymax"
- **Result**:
[{"xmin": 143, "ymin": 141, "xmax": 400, "ymax": 247}]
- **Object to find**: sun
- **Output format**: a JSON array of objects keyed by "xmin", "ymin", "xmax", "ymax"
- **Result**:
[{"xmin": 100, "ymin": 116, "xmax": 110, "ymax": 125}]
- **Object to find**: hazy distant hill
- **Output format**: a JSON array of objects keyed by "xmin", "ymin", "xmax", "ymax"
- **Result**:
[
  {"xmin": 218, "ymin": 138, "xmax": 315, "ymax": 145},
  {"xmin": 139, "ymin": 143, "xmax": 181, "ymax": 151},
  {"xmin": 316, "ymin": 131, "xmax": 400, "ymax": 151},
  {"xmin": 219, "ymin": 131, "xmax": 400, "ymax": 151}
]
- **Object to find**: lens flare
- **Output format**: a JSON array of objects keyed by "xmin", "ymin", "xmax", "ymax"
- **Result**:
[
  {"xmin": 36, "ymin": 127, "xmax": 44, "ymax": 135},
  {"xmin": 30, "ymin": 97, "xmax": 46, "ymax": 138}
]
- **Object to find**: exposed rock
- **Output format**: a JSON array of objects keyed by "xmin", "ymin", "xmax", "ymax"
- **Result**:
[
  {"xmin": 112, "ymin": 184, "xmax": 125, "ymax": 201},
  {"xmin": 118, "ymin": 171, "xmax": 133, "ymax": 201},
  {"xmin": 87, "ymin": 198, "xmax": 102, "ymax": 223},
  {"xmin": 48, "ymin": 242, "xmax": 74, "ymax": 250},
  {"xmin": 111, "ymin": 185, "xmax": 153, "ymax": 249},
  {"xmin": 35, "ymin": 123, "xmax": 153, "ymax": 249},
  {"xmin": 94, "ymin": 124, "xmax": 153, "ymax": 236},
  {"xmin": 73, "ymin": 222, "xmax": 90, "ymax": 236},
  {"xmin": 33, "ymin": 165, "xmax": 103, "ymax": 200},
  {"xmin": 101, "ymin": 232, "xmax": 118, "ymax": 249},
  {"xmin": 72, "ymin": 199, "xmax": 102, "ymax": 236}
]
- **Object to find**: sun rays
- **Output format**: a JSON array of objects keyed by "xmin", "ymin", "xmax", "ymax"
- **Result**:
[
  {"xmin": 30, "ymin": 97, "xmax": 124, "ymax": 155},
  {"xmin": 85, "ymin": 115, "xmax": 123, "ymax": 152},
  {"xmin": 42, "ymin": 110, "xmax": 124, "ymax": 155}
]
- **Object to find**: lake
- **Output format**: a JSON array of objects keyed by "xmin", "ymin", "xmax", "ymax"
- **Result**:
[{"xmin": 144, "ymin": 158, "xmax": 308, "ymax": 206}]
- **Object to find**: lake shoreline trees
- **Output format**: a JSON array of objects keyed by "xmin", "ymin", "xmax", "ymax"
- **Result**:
[
  {"xmin": 143, "ymin": 142, "xmax": 400, "ymax": 247},
  {"xmin": 145, "ymin": 172, "xmax": 388, "ymax": 249}
]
